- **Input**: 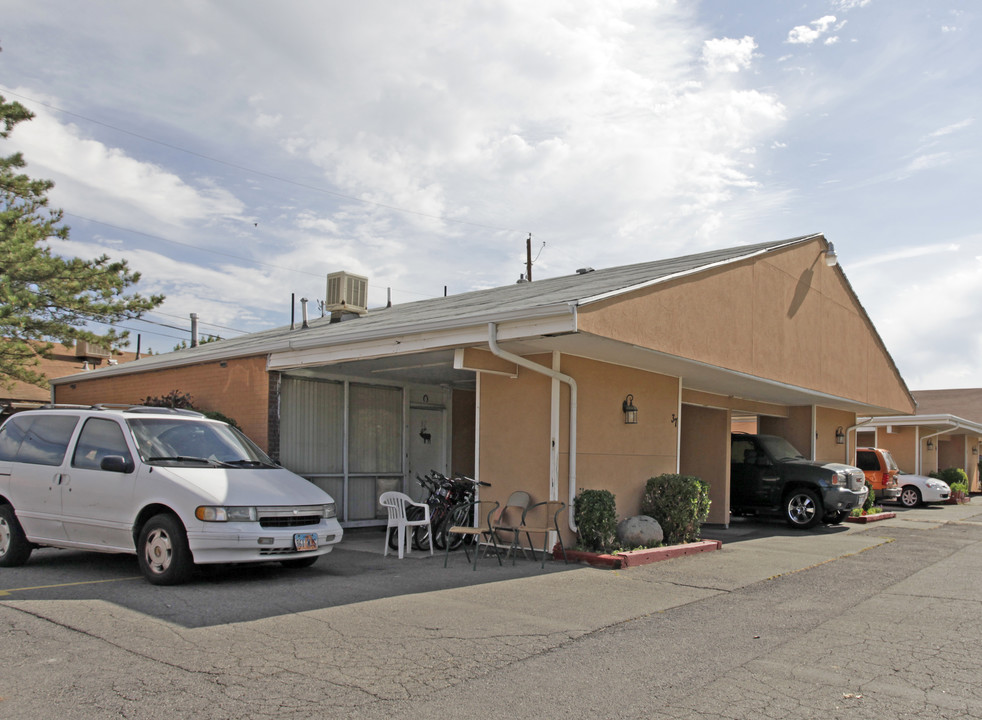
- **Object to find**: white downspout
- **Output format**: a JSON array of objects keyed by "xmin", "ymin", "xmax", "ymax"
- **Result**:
[{"xmin": 487, "ymin": 323, "xmax": 579, "ymax": 531}]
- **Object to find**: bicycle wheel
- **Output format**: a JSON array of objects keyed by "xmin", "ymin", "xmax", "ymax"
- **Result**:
[{"xmin": 413, "ymin": 518, "xmax": 446, "ymax": 550}]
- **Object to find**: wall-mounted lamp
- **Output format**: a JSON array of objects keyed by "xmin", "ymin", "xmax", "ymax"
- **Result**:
[
  {"xmin": 927, "ymin": 439, "xmax": 935, "ymax": 450},
  {"xmin": 825, "ymin": 242, "xmax": 838, "ymax": 267},
  {"xmin": 974, "ymin": 446, "xmax": 979, "ymax": 456},
  {"xmin": 622, "ymin": 394, "xmax": 638, "ymax": 425},
  {"xmin": 835, "ymin": 426, "xmax": 845, "ymax": 445}
]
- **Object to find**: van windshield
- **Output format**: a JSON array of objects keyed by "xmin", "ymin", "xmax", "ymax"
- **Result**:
[{"xmin": 127, "ymin": 419, "xmax": 277, "ymax": 468}]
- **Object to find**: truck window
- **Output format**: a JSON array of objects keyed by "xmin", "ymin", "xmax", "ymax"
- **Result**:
[{"xmin": 856, "ymin": 451, "xmax": 877, "ymax": 471}]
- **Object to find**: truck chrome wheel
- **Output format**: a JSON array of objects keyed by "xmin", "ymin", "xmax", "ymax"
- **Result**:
[{"xmin": 785, "ymin": 489, "xmax": 822, "ymax": 529}]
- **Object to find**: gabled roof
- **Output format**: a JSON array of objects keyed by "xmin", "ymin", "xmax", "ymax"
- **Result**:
[{"xmin": 51, "ymin": 235, "xmax": 820, "ymax": 383}]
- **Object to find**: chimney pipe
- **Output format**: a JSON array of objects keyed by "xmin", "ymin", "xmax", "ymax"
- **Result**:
[
  {"xmin": 190, "ymin": 313, "xmax": 199, "ymax": 347},
  {"xmin": 300, "ymin": 297, "xmax": 309, "ymax": 329}
]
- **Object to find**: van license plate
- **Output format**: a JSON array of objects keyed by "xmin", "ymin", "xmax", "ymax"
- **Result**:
[{"xmin": 294, "ymin": 533, "xmax": 318, "ymax": 551}]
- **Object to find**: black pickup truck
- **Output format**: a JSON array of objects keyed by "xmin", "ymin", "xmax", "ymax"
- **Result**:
[{"xmin": 730, "ymin": 433, "xmax": 868, "ymax": 528}]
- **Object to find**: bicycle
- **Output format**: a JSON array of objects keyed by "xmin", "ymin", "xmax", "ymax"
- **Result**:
[{"xmin": 419, "ymin": 472, "xmax": 490, "ymax": 551}]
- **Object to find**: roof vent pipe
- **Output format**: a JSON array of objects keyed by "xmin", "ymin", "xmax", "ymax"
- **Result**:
[
  {"xmin": 190, "ymin": 313, "xmax": 199, "ymax": 347},
  {"xmin": 300, "ymin": 297, "xmax": 309, "ymax": 329},
  {"xmin": 487, "ymin": 322, "xmax": 578, "ymax": 532}
]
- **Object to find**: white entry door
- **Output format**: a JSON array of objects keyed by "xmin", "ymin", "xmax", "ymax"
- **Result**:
[{"xmin": 407, "ymin": 406, "xmax": 446, "ymax": 501}]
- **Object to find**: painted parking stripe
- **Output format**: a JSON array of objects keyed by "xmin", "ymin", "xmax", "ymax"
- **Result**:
[{"xmin": 0, "ymin": 576, "xmax": 142, "ymax": 596}]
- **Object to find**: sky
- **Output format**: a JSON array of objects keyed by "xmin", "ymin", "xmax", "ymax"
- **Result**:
[{"xmin": 0, "ymin": 0, "xmax": 979, "ymax": 391}]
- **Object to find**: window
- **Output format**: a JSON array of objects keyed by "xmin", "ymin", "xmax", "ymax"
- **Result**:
[
  {"xmin": 731, "ymin": 438, "xmax": 756, "ymax": 465},
  {"xmin": 72, "ymin": 418, "xmax": 133, "ymax": 470},
  {"xmin": 0, "ymin": 415, "xmax": 79, "ymax": 466},
  {"xmin": 855, "ymin": 451, "xmax": 877, "ymax": 471}
]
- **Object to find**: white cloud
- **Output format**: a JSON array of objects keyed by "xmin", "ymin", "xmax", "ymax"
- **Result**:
[
  {"xmin": 902, "ymin": 152, "xmax": 952, "ymax": 175},
  {"xmin": 6, "ymin": 90, "xmax": 245, "ymax": 235},
  {"xmin": 929, "ymin": 119, "xmax": 974, "ymax": 137},
  {"xmin": 832, "ymin": 0, "xmax": 871, "ymax": 10},
  {"xmin": 848, "ymin": 243, "xmax": 960, "ymax": 270},
  {"xmin": 787, "ymin": 16, "xmax": 838, "ymax": 44},
  {"xmin": 702, "ymin": 36, "xmax": 757, "ymax": 73}
]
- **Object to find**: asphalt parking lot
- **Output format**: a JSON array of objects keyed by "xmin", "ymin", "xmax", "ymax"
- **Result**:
[
  {"xmin": 0, "ymin": 500, "xmax": 966, "ymax": 628},
  {"xmin": 2, "ymin": 499, "xmax": 979, "ymax": 719}
]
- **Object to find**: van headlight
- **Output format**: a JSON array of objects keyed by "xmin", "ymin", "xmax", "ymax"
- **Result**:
[
  {"xmin": 195, "ymin": 506, "xmax": 258, "ymax": 522},
  {"xmin": 322, "ymin": 503, "xmax": 337, "ymax": 519}
]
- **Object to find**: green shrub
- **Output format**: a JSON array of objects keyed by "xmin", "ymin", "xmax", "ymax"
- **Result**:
[
  {"xmin": 143, "ymin": 390, "xmax": 239, "ymax": 428},
  {"xmin": 932, "ymin": 467, "xmax": 969, "ymax": 487},
  {"xmin": 639, "ymin": 474, "xmax": 710, "ymax": 545},
  {"xmin": 573, "ymin": 489, "xmax": 617, "ymax": 552},
  {"xmin": 950, "ymin": 481, "xmax": 968, "ymax": 495},
  {"xmin": 863, "ymin": 479, "xmax": 876, "ymax": 512}
]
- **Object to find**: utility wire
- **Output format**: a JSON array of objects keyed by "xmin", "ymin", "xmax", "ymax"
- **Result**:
[{"xmin": 2, "ymin": 87, "xmax": 518, "ymax": 233}]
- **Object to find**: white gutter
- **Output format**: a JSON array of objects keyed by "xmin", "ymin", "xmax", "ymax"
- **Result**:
[{"xmin": 487, "ymin": 322, "xmax": 579, "ymax": 532}]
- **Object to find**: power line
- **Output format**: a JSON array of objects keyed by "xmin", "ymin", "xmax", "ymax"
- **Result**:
[
  {"xmin": 144, "ymin": 310, "xmax": 248, "ymax": 334},
  {"xmin": 2, "ymin": 87, "xmax": 518, "ymax": 233},
  {"xmin": 63, "ymin": 212, "xmax": 329, "ymax": 280}
]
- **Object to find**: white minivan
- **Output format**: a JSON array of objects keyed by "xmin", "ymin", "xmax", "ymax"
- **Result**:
[{"xmin": 0, "ymin": 405, "xmax": 343, "ymax": 584}]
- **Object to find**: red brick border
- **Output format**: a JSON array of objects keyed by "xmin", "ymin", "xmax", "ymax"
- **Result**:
[
  {"xmin": 844, "ymin": 511, "xmax": 896, "ymax": 524},
  {"xmin": 556, "ymin": 539, "xmax": 722, "ymax": 569}
]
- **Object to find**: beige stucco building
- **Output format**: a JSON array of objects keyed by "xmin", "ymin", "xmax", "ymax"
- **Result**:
[
  {"xmin": 51, "ymin": 234, "xmax": 915, "ymax": 542},
  {"xmin": 857, "ymin": 388, "xmax": 982, "ymax": 491}
]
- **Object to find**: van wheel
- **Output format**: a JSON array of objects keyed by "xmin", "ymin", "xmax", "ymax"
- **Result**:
[
  {"xmin": 0, "ymin": 505, "xmax": 33, "ymax": 567},
  {"xmin": 138, "ymin": 514, "xmax": 193, "ymax": 585},
  {"xmin": 899, "ymin": 486, "xmax": 921, "ymax": 508},
  {"xmin": 784, "ymin": 489, "xmax": 822, "ymax": 529}
]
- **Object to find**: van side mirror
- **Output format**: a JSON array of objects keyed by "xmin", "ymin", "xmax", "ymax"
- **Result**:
[{"xmin": 100, "ymin": 455, "xmax": 135, "ymax": 473}]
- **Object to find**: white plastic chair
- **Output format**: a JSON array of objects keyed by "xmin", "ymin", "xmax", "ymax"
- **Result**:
[{"xmin": 379, "ymin": 491, "xmax": 433, "ymax": 559}]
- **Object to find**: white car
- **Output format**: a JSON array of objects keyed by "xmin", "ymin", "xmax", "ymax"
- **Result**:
[
  {"xmin": 0, "ymin": 405, "xmax": 343, "ymax": 584},
  {"xmin": 894, "ymin": 470, "xmax": 951, "ymax": 508}
]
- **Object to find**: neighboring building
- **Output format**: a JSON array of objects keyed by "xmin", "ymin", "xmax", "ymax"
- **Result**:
[
  {"xmin": 1, "ymin": 341, "xmax": 138, "ymax": 417},
  {"xmin": 50, "ymin": 235, "xmax": 915, "ymax": 538},
  {"xmin": 858, "ymin": 388, "xmax": 982, "ymax": 491}
]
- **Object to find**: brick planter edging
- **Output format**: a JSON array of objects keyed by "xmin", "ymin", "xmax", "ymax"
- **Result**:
[
  {"xmin": 845, "ymin": 511, "xmax": 896, "ymax": 524},
  {"xmin": 555, "ymin": 539, "xmax": 722, "ymax": 569}
]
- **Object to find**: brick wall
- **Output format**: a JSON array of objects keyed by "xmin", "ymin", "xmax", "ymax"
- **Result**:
[{"xmin": 53, "ymin": 355, "xmax": 272, "ymax": 450}]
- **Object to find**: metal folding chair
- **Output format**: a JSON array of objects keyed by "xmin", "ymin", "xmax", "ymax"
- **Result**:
[
  {"xmin": 490, "ymin": 490, "xmax": 531, "ymax": 561},
  {"xmin": 443, "ymin": 500, "xmax": 501, "ymax": 570},
  {"xmin": 514, "ymin": 500, "xmax": 568, "ymax": 568}
]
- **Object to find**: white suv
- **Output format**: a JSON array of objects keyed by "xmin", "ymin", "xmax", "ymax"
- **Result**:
[{"xmin": 0, "ymin": 405, "xmax": 343, "ymax": 584}]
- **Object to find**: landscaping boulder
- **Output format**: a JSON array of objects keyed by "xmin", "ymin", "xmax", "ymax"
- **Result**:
[{"xmin": 616, "ymin": 515, "xmax": 663, "ymax": 548}]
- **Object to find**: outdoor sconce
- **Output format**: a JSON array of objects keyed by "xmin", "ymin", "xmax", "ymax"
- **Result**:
[
  {"xmin": 927, "ymin": 439, "xmax": 935, "ymax": 450},
  {"xmin": 622, "ymin": 394, "xmax": 638, "ymax": 425},
  {"xmin": 825, "ymin": 242, "xmax": 838, "ymax": 267},
  {"xmin": 974, "ymin": 446, "xmax": 979, "ymax": 456},
  {"xmin": 835, "ymin": 426, "xmax": 845, "ymax": 445}
]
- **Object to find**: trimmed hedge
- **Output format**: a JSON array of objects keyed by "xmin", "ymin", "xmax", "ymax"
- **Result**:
[
  {"xmin": 640, "ymin": 474, "xmax": 710, "ymax": 545},
  {"xmin": 574, "ymin": 489, "xmax": 617, "ymax": 552}
]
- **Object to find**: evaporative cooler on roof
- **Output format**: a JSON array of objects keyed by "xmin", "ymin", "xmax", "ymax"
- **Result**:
[{"xmin": 325, "ymin": 271, "xmax": 368, "ymax": 315}]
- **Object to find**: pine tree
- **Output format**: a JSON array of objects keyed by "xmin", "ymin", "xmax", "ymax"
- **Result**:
[{"xmin": 0, "ymin": 94, "xmax": 164, "ymax": 388}]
